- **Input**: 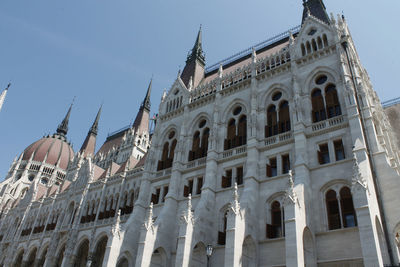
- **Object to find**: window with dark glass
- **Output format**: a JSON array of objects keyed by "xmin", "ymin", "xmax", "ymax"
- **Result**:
[
  {"xmin": 326, "ymin": 190, "xmax": 341, "ymax": 230},
  {"xmin": 196, "ymin": 177, "xmax": 203, "ymax": 195},
  {"xmin": 334, "ymin": 140, "xmax": 345, "ymax": 161},
  {"xmin": 183, "ymin": 180, "xmax": 193, "ymax": 197},
  {"xmin": 162, "ymin": 186, "xmax": 168, "ymax": 202},
  {"xmin": 266, "ymin": 105, "xmax": 278, "ymax": 137},
  {"xmin": 340, "ymin": 187, "xmax": 357, "ymax": 228},
  {"xmin": 278, "ymin": 101, "xmax": 290, "ymax": 134},
  {"xmin": 325, "ymin": 84, "xmax": 341, "ymax": 118},
  {"xmin": 318, "ymin": 143, "xmax": 330, "ymax": 165},
  {"xmin": 222, "ymin": 169, "xmax": 232, "ymax": 188},
  {"xmin": 312, "ymin": 89, "xmax": 326, "ymax": 123},
  {"xmin": 266, "ymin": 157, "xmax": 277, "ymax": 177},
  {"xmin": 236, "ymin": 166, "xmax": 243, "ymax": 185},
  {"xmin": 267, "ymin": 201, "xmax": 284, "ymax": 239},
  {"xmin": 282, "ymin": 154, "xmax": 290, "ymax": 174}
]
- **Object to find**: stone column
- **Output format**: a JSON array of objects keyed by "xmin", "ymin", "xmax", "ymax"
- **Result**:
[
  {"xmin": 224, "ymin": 185, "xmax": 244, "ymax": 267},
  {"xmin": 175, "ymin": 196, "xmax": 194, "ymax": 267},
  {"xmin": 134, "ymin": 204, "xmax": 156, "ymax": 267}
]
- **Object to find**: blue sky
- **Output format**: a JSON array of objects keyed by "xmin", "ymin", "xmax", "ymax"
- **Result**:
[{"xmin": 0, "ymin": 0, "xmax": 399, "ymax": 178}]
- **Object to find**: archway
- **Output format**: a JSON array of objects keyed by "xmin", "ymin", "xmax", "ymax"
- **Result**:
[
  {"xmin": 303, "ymin": 227, "xmax": 316, "ymax": 267},
  {"xmin": 37, "ymin": 245, "xmax": 48, "ymax": 267},
  {"xmin": 26, "ymin": 247, "xmax": 37, "ymax": 267},
  {"xmin": 116, "ymin": 257, "xmax": 129, "ymax": 267},
  {"xmin": 55, "ymin": 244, "xmax": 65, "ymax": 267},
  {"xmin": 242, "ymin": 236, "xmax": 256, "ymax": 267},
  {"xmin": 91, "ymin": 236, "xmax": 108, "ymax": 267},
  {"xmin": 13, "ymin": 249, "xmax": 24, "ymax": 267},
  {"xmin": 191, "ymin": 242, "xmax": 206, "ymax": 267},
  {"xmin": 150, "ymin": 247, "xmax": 167, "ymax": 267},
  {"xmin": 74, "ymin": 239, "xmax": 89, "ymax": 267}
]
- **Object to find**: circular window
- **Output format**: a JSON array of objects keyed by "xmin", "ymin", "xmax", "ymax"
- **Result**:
[
  {"xmin": 168, "ymin": 131, "xmax": 175, "ymax": 139},
  {"xmin": 198, "ymin": 120, "xmax": 206, "ymax": 128},
  {"xmin": 272, "ymin": 92, "xmax": 282, "ymax": 101},
  {"xmin": 316, "ymin": 75, "xmax": 327, "ymax": 85},
  {"xmin": 41, "ymin": 178, "xmax": 48, "ymax": 184},
  {"xmin": 28, "ymin": 175, "xmax": 34, "ymax": 181},
  {"xmin": 233, "ymin": 106, "xmax": 242, "ymax": 116}
]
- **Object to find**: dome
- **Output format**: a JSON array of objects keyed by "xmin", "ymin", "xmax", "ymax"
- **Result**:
[{"xmin": 22, "ymin": 134, "xmax": 74, "ymax": 170}]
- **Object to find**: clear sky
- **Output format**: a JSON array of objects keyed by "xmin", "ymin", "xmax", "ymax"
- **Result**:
[{"xmin": 0, "ymin": 0, "xmax": 399, "ymax": 178}]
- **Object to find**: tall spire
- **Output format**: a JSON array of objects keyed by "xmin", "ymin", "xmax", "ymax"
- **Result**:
[
  {"xmin": 89, "ymin": 105, "xmax": 102, "ymax": 136},
  {"xmin": 302, "ymin": 0, "xmax": 330, "ymax": 25},
  {"xmin": 0, "ymin": 83, "xmax": 11, "ymax": 113},
  {"xmin": 56, "ymin": 100, "xmax": 73, "ymax": 137},
  {"xmin": 80, "ymin": 105, "xmax": 102, "ymax": 157},
  {"xmin": 186, "ymin": 25, "xmax": 205, "ymax": 66},
  {"xmin": 180, "ymin": 26, "xmax": 206, "ymax": 89},
  {"xmin": 141, "ymin": 79, "xmax": 152, "ymax": 112}
]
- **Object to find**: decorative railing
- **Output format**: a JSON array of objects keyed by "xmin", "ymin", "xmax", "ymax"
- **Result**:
[
  {"xmin": 264, "ymin": 132, "xmax": 293, "ymax": 147},
  {"xmin": 221, "ymin": 64, "xmax": 252, "ymax": 90},
  {"xmin": 190, "ymin": 80, "xmax": 217, "ymax": 103},
  {"xmin": 222, "ymin": 145, "xmax": 247, "ymax": 159},
  {"xmin": 256, "ymin": 48, "xmax": 291, "ymax": 75},
  {"xmin": 186, "ymin": 157, "xmax": 207, "ymax": 169},
  {"xmin": 311, "ymin": 115, "xmax": 345, "ymax": 132},
  {"xmin": 155, "ymin": 168, "xmax": 172, "ymax": 178}
]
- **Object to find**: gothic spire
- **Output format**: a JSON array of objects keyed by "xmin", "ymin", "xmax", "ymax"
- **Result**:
[
  {"xmin": 180, "ymin": 26, "xmax": 206, "ymax": 88},
  {"xmin": 141, "ymin": 78, "xmax": 152, "ymax": 112},
  {"xmin": 89, "ymin": 105, "xmax": 102, "ymax": 136},
  {"xmin": 186, "ymin": 25, "xmax": 205, "ymax": 66},
  {"xmin": 56, "ymin": 101, "xmax": 73, "ymax": 136},
  {"xmin": 80, "ymin": 105, "xmax": 102, "ymax": 157},
  {"xmin": 302, "ymin": 0, "xmax": 330, "ymax": 25},
  {"xmin": 0, "ymin": 83, "xmax": 10, "ymax": 113}
]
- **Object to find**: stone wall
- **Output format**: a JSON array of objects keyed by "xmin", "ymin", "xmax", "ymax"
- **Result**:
[{"xmin": 384, "ymin": 103, "xmax": 400, "ymax": 150}]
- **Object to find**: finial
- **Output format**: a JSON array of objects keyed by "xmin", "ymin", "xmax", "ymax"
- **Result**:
[
  {"xmin": 5, "ymin": 83, "xmax": 11, "ymax": 91},
  {"xmin": 289, "ymin": 31, "xmax": 294, "ymax": 45},
  {"xmin": 251, "ymin": 47, "xmax": 257, "ymax": 63},
  {"xmin": 141, "ymin": 78, "xmax": 152, "ymax": 112},
  {"xmin": 218, "ymin": 64, "xmax": 223, "ymax": 78},
  {"xmin": 187, "ymin": 194, "xmax": 192, "ymax": 211},
  {"xmin": 88, "ymin": 104, "xmax": 102, "ymax": 136},
  {"xmin": 144, "ymin": 202, "xmax": 154, "ymax": 230},
  {"xmin": 56, "ymin": 98, "xmax": 74, "ymax": 137},
  {"xmin": 188, "ymin": 76, "xmax": 193, "ymax": 90}
]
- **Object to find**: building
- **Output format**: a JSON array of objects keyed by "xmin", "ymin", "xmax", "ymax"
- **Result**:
[{"xmin": 0, "ymin": 0, "xmax": 400, "ymax": 266}]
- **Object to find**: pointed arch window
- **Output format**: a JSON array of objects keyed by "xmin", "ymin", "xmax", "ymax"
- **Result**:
[
  {"xmin": 326, "ymin": 186, "xmax": 357, "ymax": 230},
  {"xmin": 312, "ymin": 89, "xmax": 326, "ymax": 123},
  {"xmin": 267, "ymin": 201, "xmax": 285, "ymax": 239},
  {"xmin": 218, "ymin": 209, "xmax": 229, "ymax": 245},
  {"xmin": 224, "ymin": 107, "xmax": 247, "ymax": 150},
  {"xmin": 266, "ymin": 105, "xmax": 278, "ymax": 138},
  {"xmin": 158, "ymin": 131, "xmax": 177, "ymax": 171},
  {"xmin": 325, "ymin": 84, "xmax": 341, "ymax": 118},
  {"xmin": 279, "ymin": 101, "xmax": 290, "ymax": 134}
]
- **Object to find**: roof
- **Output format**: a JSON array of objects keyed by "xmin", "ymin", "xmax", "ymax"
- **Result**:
[{"xmin": 22, "ymin": 135, "xmax": 74, "ymax": 170}]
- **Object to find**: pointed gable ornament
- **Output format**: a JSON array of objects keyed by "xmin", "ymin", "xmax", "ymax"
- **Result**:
[
  {"xmin": 218, "ymin": 64, "xmax": 223, "ymax": 79},
  {"xmin": 144, "ymin": 202, "xmax": 154, "ymax": 232},
  {"xmin": 181, "ymin": 194, "xmax": 194, "ymax": 225},
  {"xmin": 284, "ymin": 170, "xmax": 299, "ymax": 206},
  {"xmin": 230, "ymin": 183, "xmax": 241, "ymax": 216},
  {"xmin": 111, "ymin": 209, "xmax": 122, "ymax": 238},
  {"xmin": 251, "ymin": 47, "xmax": 257, "ymax": 64},
  {"xmin": 351, "ymin": 154, "xmax": 368, "ymax": 193}
]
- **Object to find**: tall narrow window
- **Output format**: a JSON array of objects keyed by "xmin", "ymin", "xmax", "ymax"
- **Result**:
[
  {"xmin": 282, "ymin": 154, "xmax": 290, "ymax": 174},
  {"xmin": 218, "ymin": 210, "xmax": 228, "ymax": 245},
  {"xmin": 238, "ymin": 115, "xmax": 247, "ymax": 146},
  {"xmin": 279, "ymin": 101, "xmax": 290, "ymax": 134},
  {"xmin": 196, "ymin": 177, "xmax": 203, "ymax": 195},
  {"xmin": 326, "ymin": 190, "xmax": 341, "ymax": 230},
  {"xmin": 222, "ymin": 169, "xmax": 232, "ymax": 188},
  {"xmin": 236, "ymin": 166, "xmax": 243, "ymax": 185},
  {"xmin": 340, "ymin": 187, "xmax": 357, "ymax": 228},
  {"xmin": 201, "ymin": 128, "xmax": 210, "ymax": 158},
  {"xmin": 267, "ymin": 201, "xmax": 284, "ymax": 238},
  {"xmin": 162, "ymin": 186, "xmax": 168, "ymax": 202},
  {"xmin": 189, "ymin": 131, "xmax": 200, "ymax": 161},
  {"xmin": 325, "ymin": 84, "xmax": 341, "ymax": 118},
  {"xmin": 266, "ymin": 105, "xmax": 278, "ymax": 137},
  {"xmin": 312, "ymin": 89, "xmax": 326, "ymax": 123},
  {"xmin": 225, "ymin": 119, "xmax": 236, "ymax": 150},
  {"xmin": 334, "ymin": 140, "xmax": 345, "ymax": 161},
  {"xmin": 183, "ymin": 180, "xmax": 193, "ymax": 197},
  {"xmin": 266, "ymin": 157, "xmax": 277, "ymax": 177},
  {"xmin": 318, "ymin": 143, "xmax": 330, "ymax": 165},
  {"xmin": 151, "ymin": 188, "xmax": 160, "ymax": 205}
]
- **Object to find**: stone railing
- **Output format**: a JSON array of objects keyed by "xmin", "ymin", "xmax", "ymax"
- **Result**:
[
  {"xmin": 311, "ymin": 115, "xmax": 345, "ymax": 132},
  {"xmin": 256, "ymin": 48, "xmax": 291, "ymax": 75},
  {"xmin": 190, "ymin": 80, "xmax": 217, "ymax": 103},
  {"xmin": 220, "ymin": 64, "xmax": 252, "ymax": 90},
  {"xmin": 186, "ymin": 157, "xmax": 207, "ymax": 169},
  {"xmin": 155, "ymin": 168, "xmax": 172, "ymax": 178},
  {"xmin": 221, "ymin": 145, "xmax": 247, "ymax": 159},
  {"xmin": 264, "ymin": 132, "xmax": 293, "ymax": 147}
]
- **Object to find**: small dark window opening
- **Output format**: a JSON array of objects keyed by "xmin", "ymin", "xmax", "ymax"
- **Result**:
[
  {"xmin": 233, "ymin": 106, "xmax": 242, "ymax": 116},
  {"xmin": 196, "ymin": 177, "xmax": 203, "ymax": 195},
  {"xmin": 272, "ymin": 92, "xmax": 282, "ymax": 101},
  {"xmin": 222, "ymin": 170, "xmax": 232, "ymax": 188},
  {"xmin": 340, "ymin": 187, "xmax": 357, "ymax": 228},
  {"xmin": 316, "ymin": 75, "xmax": 327, "ymax": 85},
  {"xmin": 282, "ymin": 155, "xmax": 290, "ymax": 174},
  {"xmin": 162, "ymin": 186, "xmax": 168, "ymax": 202},
  {"xmin": 326, "ymin": 190, "xmax": 341, "ymax": 230},
  {"xmin": 334, "ymin": 140, "xmax": 345, "ymax": 161},
  {"xmin": 236, "ymin": 166, "xmax": 243, "ymax": 185},
  {"xmin": 266, "ymin": 157, "xmax": 277, "ymax": 177},
  {"xmin": 199, "ymin": 120, "xmax": 206, "ymax": 128},
  {"xmin": 318, "ymin": 143, "xmax": 330, "ymax": 165}
]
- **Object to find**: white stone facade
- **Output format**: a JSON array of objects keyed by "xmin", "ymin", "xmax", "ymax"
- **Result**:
[{"xmin": 0, "ymin": 1, "xmax": 400, "ymax": 267}]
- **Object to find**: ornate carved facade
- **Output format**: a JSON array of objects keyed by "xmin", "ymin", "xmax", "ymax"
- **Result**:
[{"xmin": 1, "ymin": 1, "xmax": 400, "ymax": 266}]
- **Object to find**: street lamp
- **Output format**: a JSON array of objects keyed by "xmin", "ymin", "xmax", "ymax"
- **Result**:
[{"xmin": 206, "ymin": 244, "xmax": 213, "ymax": 267}]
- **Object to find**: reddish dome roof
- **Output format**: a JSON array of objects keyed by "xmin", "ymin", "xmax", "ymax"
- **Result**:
[{"xmin": 22, "ymin": 134, "xmax": 74, "ymax": 170}]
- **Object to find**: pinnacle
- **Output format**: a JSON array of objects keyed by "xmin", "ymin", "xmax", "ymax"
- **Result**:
[{"xmin": 56, "ymin": 101, "xmax": 73, "ymax": 137}]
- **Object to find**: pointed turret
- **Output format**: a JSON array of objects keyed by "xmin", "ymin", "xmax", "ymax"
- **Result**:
[
  {"xmin": 141, "ymin": 79, "xmax": 152, "ymax": 112},
  {"xmin": 302, "ymin": 0, "xmax": 330, "ymax": 25},
  {"xmin": 80, "ymin": 106, "xmax": 102, "ymax": 157},
  {"xmin": 56, "ymin": 102, "xmax": 72, "ymax": 137},
  {"xmin": 132, "ymin": 79, "xmax": 152, "ymax": 134},
  {"xmin": 180, "ymin": 26, "xmax": 206, "ymax": 89},
  {"xmin": 0, "ymin": 83, "xmax": 10, "ymax": 112}
]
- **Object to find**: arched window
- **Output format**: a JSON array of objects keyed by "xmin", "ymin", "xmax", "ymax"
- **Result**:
[
  {"xmin": 301, "ymin": 44, "xmax": 306, "ymax": 56},
  {"xmin": 323, "ymin": 34, "xmax": 328, "ymax": 47},
  {"xmin": 340, "ymin": 187, "xmax": 356, "ymax": 227},
  {"xmin": 201, "ymin": 128, "xmax": 210, "ymax": 157},
  {"xmin": 189, "ymin": 131, "xmax": 200, "ymax": 161},
  {"xmin": 158, "ymin": 131, "xmax": 177, "ymax": 171},
  {"xmin": 224, "ymin": 106, "xmax": 247, "ymax": 150},
  {"xmin": 279, "ymin": 101, "xmax": 290, "ymax": 134},
  {"xmin": 218, "ymin": 210, "xmax": 229, "ymax": 245},
  {"xmin": 266, "ymin": 105, "xmax": 278, "ymax": 137},
  {"xmin": 326, "ymin": 187, "xmax": 357, "ymax": 230},
  {"xmin": 325, "ymin": 84, "xmax": 341, "ymax": 118},
  {"xmin": 326, "ymin": 190, "xmax": 341, "ymax": 230},
  {"xmin": 306, "ymin": 41, "xmax": 311, "ymax": 54},
  {"xmin": 312, "ymin": 39, "xmax": 317, "ymax": 52},
  {"xmin": 311, "ymin": 89, "xmax": 326, "ymax": 123},
  {"xmin": 317, "ymin": 37, "xmax": 323, "ymax": 49},
  {"xmin": 267, "ymin": 201, "xmax": 285, "ymax": 239},
  {"xmin": 189, "ymin": 120, "xmax": 210, "ymax": 161}
]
